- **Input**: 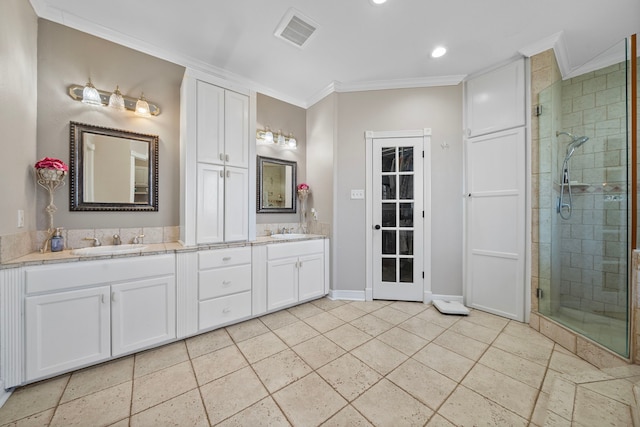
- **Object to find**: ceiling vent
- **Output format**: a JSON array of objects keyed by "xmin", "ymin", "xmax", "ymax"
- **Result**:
[{"xmin": 274, "ymin": 8, "xmax": 319, "ymax": 49}]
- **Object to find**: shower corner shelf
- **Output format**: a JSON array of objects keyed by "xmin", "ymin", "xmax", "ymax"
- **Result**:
[{"xmin": 555, "ymin": 182, "xmax": 590, "ymax": 191}]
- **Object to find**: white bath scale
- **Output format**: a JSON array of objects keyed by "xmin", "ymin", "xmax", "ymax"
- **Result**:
[{"xmin": 432, "ymin": 300, "xmax": 470, "ymax": 315}]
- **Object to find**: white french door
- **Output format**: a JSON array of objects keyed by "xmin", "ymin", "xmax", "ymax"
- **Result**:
[{"xmin": 370, "ymin": 135, "xmax": 424, "ymax": 301}]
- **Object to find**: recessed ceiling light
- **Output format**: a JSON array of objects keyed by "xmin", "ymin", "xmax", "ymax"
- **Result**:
[
  {"xmin": 431, "ymin": 46, "xmax": 447, "ymax": 58},
  {"xmin": 370, "ymin": 0, "xmax": 387, "ymax": 5}
]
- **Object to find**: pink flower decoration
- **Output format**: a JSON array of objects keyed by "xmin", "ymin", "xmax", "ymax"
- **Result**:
[
  {"xmin": 297, "ymin": 183, "xmax": 309, "ymax": 191},
  {"xmin": 35, "ymin": 157, "xmax": 68, "ymax": 172}
]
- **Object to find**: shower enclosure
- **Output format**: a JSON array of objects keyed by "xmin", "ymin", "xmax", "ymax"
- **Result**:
[{"xmin": 537, "ymin": 40, "xmax": 631, "ymax": 357}]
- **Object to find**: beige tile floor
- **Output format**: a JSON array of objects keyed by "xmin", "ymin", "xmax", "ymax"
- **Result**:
[{"xmin": 0, "ymin": 298, "xmax": 637, "ymax": 426}]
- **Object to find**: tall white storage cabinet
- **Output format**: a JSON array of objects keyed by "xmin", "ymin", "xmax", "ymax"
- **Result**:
[
  {"xmin": 463, "ymin": 59, "xmax": 528, "ymax": 322},
  {"xmin": 180, "ymin": 70, "xmax": 256, "ymax": 245}
]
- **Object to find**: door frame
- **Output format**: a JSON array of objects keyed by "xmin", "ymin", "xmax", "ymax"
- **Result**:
[{"xmin": 365, "ymin": 129, "xmax": 432, "ymax": 302}]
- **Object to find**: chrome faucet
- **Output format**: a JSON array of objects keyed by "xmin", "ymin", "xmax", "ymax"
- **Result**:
[
  {"xmin": 113, "ymin": 234, "xmax": 121, "ymax": 245},
  {"xmin": 132, "ymin": 234, "xmax": 145, "ymax": 244},
  {"xmin": 83, "ymin": 237, "xmax": 101, "ymax": 247}
]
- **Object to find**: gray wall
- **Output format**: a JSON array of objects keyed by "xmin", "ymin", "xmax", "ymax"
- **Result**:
[
  {"xmin": 306, "ymin": 93, "xmax": 337, "ymax": 227},
  {"xmin": 0, "ymin": 0, "xmax": 38, "ymax": 236},
  {"xmin": 331, "ymin": 86, "xmax": 464, "ymax": 296},
  {"xmin": 36, "ymin": 20, "xmax": 185, "ymax": 230},
  {"xmin": 256, "ymin": 93, "xmax": 306, "ymax": 225}
]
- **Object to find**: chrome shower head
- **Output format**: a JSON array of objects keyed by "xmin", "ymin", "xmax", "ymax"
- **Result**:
[{"xmin": 557, "ymin": 131, "xmax": 589, "ymax": 159}]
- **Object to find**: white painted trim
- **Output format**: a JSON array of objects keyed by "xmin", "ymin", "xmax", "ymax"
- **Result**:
[
  {"xmin": 524, "ymin": 59, "xmax": 532, "ymax": 324},
  {"xmin": 365, "ymin": 129, "xmax": 432, "ymax": 303},
  {"xmin": 329, "ymin": 289, "xmax": 366, "ymax": 301},
  {"xmin": 306, "ymin": 82, "xmax": 339, "ymax": 108},
  {"xmin": 518, "ymin": 31, "xmax": 572, "ymax": 80},
  {"xmin": 337, "ymin": 75, "xmax": 466, "ymax": 93}
]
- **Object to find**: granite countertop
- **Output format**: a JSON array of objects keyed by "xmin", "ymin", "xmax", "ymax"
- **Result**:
[{"xmin": 1, "ymin": 234, "xmax": 327, "ymax": 268}]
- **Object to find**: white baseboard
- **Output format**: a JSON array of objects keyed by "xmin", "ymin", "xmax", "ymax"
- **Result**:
[{"xmin": 329, "ymin": 289, "xmax": 366, "ymax": 301}]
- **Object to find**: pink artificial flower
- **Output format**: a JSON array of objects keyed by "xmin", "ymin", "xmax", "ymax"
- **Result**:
[
  {"xmin": 35, "ymin": 157, "xmax": 68, "ymax": 171},
  {"xmin": 297, "ymin": 183, "xmax": 309, "ymax": 191}
]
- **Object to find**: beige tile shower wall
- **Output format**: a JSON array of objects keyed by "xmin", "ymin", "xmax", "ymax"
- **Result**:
[{"xmin": 558, "ymin": 63, "xmax": 628, "ymax": 319}]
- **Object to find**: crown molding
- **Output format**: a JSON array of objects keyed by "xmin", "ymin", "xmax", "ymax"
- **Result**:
[
  {"xmin": 305, "ymin": 75, "xmax": 465, "ymax": 108},
  {"xmin": 336, "ymin": 75, "xmax": 465, "ymax": 93},
  {"xmin": 32, "ymin": 1, "xmax": 467, "ymax": 110},
  {"xmin": 518, "ymin": 31, "xmax": 571, "ymax": 78}
]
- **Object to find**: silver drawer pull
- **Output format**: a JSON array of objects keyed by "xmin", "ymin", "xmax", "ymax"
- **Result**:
[
  {"xmin": 222, "ymin": 280, "xmax": 232, "ymax": 286},
  {"xmin": 222, "ymin": 257, "xmax": 231, "ymax": 261},
  {"xmin": 101, "ymin": 294, "xmax": 105, "ymax": 304},
  {"xmin": 225, "ymin": 154, "xmax": 229, "ymax": 162},
  {"xmin": 222, "ymin": 307, "xmax": 231, "ymax": 314},
  {"xmin": 219, "ymin": 153, "xmax": 224, "ymax": 161},
  {"xmin": 111, "ymin": 292, "xmax": 116, "ymax": 302}
]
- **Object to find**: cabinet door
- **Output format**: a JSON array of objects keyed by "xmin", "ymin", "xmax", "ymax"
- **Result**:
[
  {"xmin": 197, "ymin": 163, "xmax": 225, "ymax": 243},
  {"xmin": 225, "ymin": 166, "xmax": 249, "ymax": 242},
  {"xmin": 298, "ymin": 253, "xmax": 325, "ymax": 301},
  {"xmin": 267, "ymin": 258, "xmax": 299, "ymax": 311},
  {"xmin": 224, "ymin": 91, "xmax": 249, "ymax": 168},
  {"xmin": 465, "ymin": 59, "xmax": 525, "ymax": 137},
  {"xmin": 196, "ymin": 80, "xmax": 225, "ymax": 164},
  {"xmin": 25, "ymin": 287, "xmax": 111, "ymax": 381},
  {"xmin": 111, "ymin": 276, "xmax": 176, "ymax": 357}
]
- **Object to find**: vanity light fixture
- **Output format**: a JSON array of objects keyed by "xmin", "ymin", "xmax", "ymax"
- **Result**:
[
  {"xmin": 287, "ymin": 133, "xmax": 297, "ymax": 148},
  {"xmin": 135, "ymin": 93, "xmax": 151, "ymax": 117},
  {"xmin": 81, "ymin": 79, "xmax": 102, "ymax": 106},
  {"xmin": 256, "ymin": 126, "xmax": 297, "ymax": 149},
  {"xmin": 256, "ymin": 126, "xmax": 274, "ymax": 144},
  {"xmin": 68, "ymin": 82, "xmax": 160, "ymax": 116},
  {"xmin": 108, "ymin": 85, "xmax": 125, "ymax": 111},
  {"xmin": 369, "ymin": 0, "xmax": 387, "ymax": 4}
]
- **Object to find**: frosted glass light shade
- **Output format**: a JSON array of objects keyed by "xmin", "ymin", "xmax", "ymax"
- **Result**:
[
  {"xmin": 82, "ymin": 81, "xmax": 102, "ymax": 106},
  {"xmin": 108, "ymin": 86, "xmax": 125, "ymax": 111},
  {"xmin": 135, "ymin": 94, "xmax": 151, "ymax": 117}
]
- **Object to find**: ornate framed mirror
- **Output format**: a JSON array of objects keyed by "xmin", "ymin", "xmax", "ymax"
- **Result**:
[
  {"xmin": 69, "ymin": 121, "xmax": 159, "ymax": 211},
  {"xmin": 257, "ymin": 156, "xmax": 297, "ymax": 213}
]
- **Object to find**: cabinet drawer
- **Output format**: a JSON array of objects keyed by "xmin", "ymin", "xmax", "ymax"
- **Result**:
[
  {"xmin": 199, "ymin": 265, "xmax": 251, "ymax": 300},
  {"xmin": 267, "ymin": 240, "xmax": 324, "ymax": 260},
  {"xmin": 198, "ymin": 247, "xmax": 251, "ymax": 269},
  {"xmin": 25, "ymin": 254, "xmax": 175, "ymax": 294},
  {"xmin": 199, "ymin": 291, "xmax": 251, "ymax": 330}
]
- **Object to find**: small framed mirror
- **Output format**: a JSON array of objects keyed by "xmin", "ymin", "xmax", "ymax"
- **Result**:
[
  {"xmin": 69, "ymin": 121, "xmax": 159, "ymax": 211},
  {"xmin": 257, "ymin": 156, "xmax": 297, "ymax": 213}
]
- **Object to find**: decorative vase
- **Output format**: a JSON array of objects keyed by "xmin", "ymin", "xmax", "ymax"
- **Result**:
[{"xmin": 35, "ymin": 168, "xmax": 67, "ymax": 233}]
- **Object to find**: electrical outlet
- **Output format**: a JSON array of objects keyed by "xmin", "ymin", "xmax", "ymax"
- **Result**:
[
  {"xmin": 17, "ymin": 209, "xmax": 24, "ymax": 228},
  {"xmin": 350, "ymin": 189, "xmax": 365, "ymax": 199}
]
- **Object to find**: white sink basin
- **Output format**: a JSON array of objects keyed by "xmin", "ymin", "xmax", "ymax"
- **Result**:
[
  {"xmin": 71, "ymin": 244, "xmax": 147, "ymax": 256},
  {"xmin": 270, "ymin": 233, "xmax": 308, "ymax": 240}
]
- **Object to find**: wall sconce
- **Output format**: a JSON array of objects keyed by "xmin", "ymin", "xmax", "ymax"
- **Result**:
[
  {"xmin": 69, "ymin": 82, "xmax": 161, "ymax": 116},
  {"xmin": 256, "ymin": 126, "xmax": 297, "ymax": 149}
]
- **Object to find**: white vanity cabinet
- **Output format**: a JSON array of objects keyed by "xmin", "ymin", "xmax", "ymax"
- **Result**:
[
  {"xmin": 197, "ymin": 247, "xmax": 252, "ymax": 331},
  {"xmin": 25, "ymin": 286, "xmax": 111, "ymax": 381},
  {"xmin": 252, "ymin": 239, "xmax": 329, "ymax": 314},
  {"xmin": 22, "ymin": 254, "xmax": 175, "ymax": 382},
  {"xmin": 181, "ymin": 70, "xmax": 255, "ymax": 246}
]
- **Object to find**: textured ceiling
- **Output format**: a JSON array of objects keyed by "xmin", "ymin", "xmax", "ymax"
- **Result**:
[{"xmin": 30, "ymin": 0, "xmax": 640, "ymax": 107}]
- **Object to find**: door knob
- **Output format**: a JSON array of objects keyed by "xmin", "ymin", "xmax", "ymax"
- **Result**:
[{"xmin": 374, "ymin": 224, "xmax": 381, "ymax": 230}]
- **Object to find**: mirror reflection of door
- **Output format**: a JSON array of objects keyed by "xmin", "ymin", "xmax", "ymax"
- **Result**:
[
  {"xmin": 257, "ymin": 156, "xmax": 297, "ymax": 213},
  {"xmin": 263, "ymin": 162, "xmax": 292, "ymax": 208},
  {"xmin": 83, "ymin": 134, "xmax": 148, "ymax": 203}
]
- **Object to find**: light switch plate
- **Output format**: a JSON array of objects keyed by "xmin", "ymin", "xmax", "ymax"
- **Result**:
[
  {"xmin": 350, "ymin": 189, "xmax": 365, "ymax": 199},
  {"xmin": 17, "ymin": 209, "xmax": 24, "ymax": 228}
]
